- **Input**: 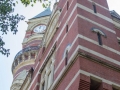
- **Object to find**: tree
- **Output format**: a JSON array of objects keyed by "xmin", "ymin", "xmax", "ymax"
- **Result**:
[
  {"xmin": 20, "ymin": 0, "xmax": 51, "ymax": 8},
  {"xmin": 0, "ymin": 0, "xmax": 51, "ymax": 57},
  {"xmin": 0, "ymin": 0, "xmax": 24, "ymax": 57}
]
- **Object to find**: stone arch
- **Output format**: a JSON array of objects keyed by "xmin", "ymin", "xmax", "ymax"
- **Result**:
[
  {"xmin": 91, "ymin": 28, "xmax": 107, "ymax": 37},
  {"xmin": 31, "ymin": 23, "xmax": 47, "ymax": 34},
  {"xmin": 44, "ymin": 9, "xmax": 61, "ymax": 47},
  {"xmin": 63, "ymin": 44, "xmax": 71, "ymax": 58},
  {"xmin": 30, "ymin": 18, "xmax": 48, "ymax": 31}
]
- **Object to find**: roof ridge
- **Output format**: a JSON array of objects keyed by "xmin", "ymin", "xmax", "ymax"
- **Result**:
[{"xmin": 29, "ymin": 7, "xmax": 51, "ymax": 20}]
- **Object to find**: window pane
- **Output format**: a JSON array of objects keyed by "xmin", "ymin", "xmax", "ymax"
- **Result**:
[
  {"xmin": 42, "ymin": 82, "xmax": 45, "ymax": 90},
  {"xmin": 47, "ymin": 72, "xmax": 52, "ymax": 89},
  {"xmin": 97, "ymin": 33, "xmax": 102, "ymax": 45}
]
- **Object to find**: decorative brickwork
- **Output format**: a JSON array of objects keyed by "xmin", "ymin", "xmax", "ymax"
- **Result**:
[
  {"xmin": 78, "ymin": 74, "xmax": 90, "ymax": 90},
  {"xmin": 78, "ymin": 79, "xmax": 90, "ymax": 90}
]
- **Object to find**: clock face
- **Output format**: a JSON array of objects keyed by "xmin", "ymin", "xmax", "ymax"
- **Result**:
[{"xmin": 33, "ymin": 25, "xmax": 46, "ymax": 33}]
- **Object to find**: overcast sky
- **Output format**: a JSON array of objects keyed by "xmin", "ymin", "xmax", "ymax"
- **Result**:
[{"xmin": 0, "ymin": 0, "xmax": 120, "ymax": 90}]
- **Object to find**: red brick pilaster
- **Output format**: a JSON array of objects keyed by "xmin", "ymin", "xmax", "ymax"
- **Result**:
[
  {"xmin": 36, "ymin": 85, "xmax": 39, "ymax": 90},
  {"xmin": 98, "ymin": 82, "xmax": 112, "ymax": 90},
  {"xmin": 37, "ymin": 74, "xmax": 41, "ymax": 90},
  {"xmin": 102, "ymin": 82, "xmax": 112, "ymax": 90}
]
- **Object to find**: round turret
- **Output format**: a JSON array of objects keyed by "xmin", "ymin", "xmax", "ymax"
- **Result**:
[{"xmin": 10, "ymin": 8, "xmax": 51, "ymax": 90}]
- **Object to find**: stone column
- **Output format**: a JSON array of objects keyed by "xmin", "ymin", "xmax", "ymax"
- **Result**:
[
  {"xmin": 35, "ymin": 51, "xmax": 38, "ymax": 59},
  {"xmin": 51, "ymin": 58, "xmax": 55, "ymax": 83},
  {"xmin": 14, "ymin": 62, "xmax": 16, "ymax": 67},
  {"xmin": 44, "ymin": 72, "xmax": 48, "ymax": 90},
  {"xmin": 15, "ymin": 58, "xmax": 19, "ymax": 66},
  {"xmin": 17, "ymin": 58, "xmax": 19, "ymax": 65},
  {"xmin": 22, "ymin": 54, "xmax": 25, "ymax": 61},
  {"xmin": 28, "ymin": 52, "xmax": 31, "ymax": 60}
]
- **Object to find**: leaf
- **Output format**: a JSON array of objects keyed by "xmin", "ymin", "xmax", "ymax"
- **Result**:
[
  {"xmin": 16, "ymin": 1, "xmax": 18, "ymax": 4},
  {"xmin": 31, "ymin": 4, "xmax": 34, "ymax": 7},
  {"xmin": 0, "ymin": 0, "xmax": 25, "ymax": 57},
  {"xmin": 13, "ymin": 3, "xmax": 15, "ymax": 6},
  {"xmin": 42, "ymin": 3, "xmax": 46, "ymax": 8}
]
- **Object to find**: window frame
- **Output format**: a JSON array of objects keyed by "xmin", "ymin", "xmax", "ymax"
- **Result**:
[
  {"xmin": 40, "ymin": 53, "xmax": 55, "ymax": 90},
  {"xmin": 92, "ymin": 3, "xmax": 97, "ymax": 13}
]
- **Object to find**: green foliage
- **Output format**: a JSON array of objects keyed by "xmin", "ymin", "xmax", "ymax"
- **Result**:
[
  {"xmin": 0, "ymin": 37, "xmax": 10, "ymax": 57},
  {"xmin": 0, "ymin": 0, "xmax": 24, "ymax": 57},
  {"xmin": 20, "ymin": 0, "xmax": 51, "ymax": 8},
  {"xmin": 0, "ymin": 0, "xmax": 51, "ymax": 57}
]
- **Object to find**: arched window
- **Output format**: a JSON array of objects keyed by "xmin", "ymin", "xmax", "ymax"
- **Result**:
[
  {"xmin": 65, "ymin": 50, "xmax": 68, "ymax": 65},
  {"xmin": 67, "ymin": 1, "xmax": 69, "ymax": 10},
  {"xmin": 63, "ymin": 44, "xmax": 71, "ymax": 65},
  {"xmin": 91, "ymin": 28, "xmax": 106, "ymax": 45},
  {"xmin": 40, "ymin": 54, "xmax": 55, "ymax": 90},
  {"xmin": 92, "ymin": 3, "xmax": 97, "ymax": 13}
]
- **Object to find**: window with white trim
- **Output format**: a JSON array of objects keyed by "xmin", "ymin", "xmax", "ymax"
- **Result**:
[
  {"xmin": 47, "ymin": 71, "xmax": 52, "ymax": 89},
  {"xmin": 67, "ymin": 1, "xmax": 69, "ymax": 10},
  {"xmin": 97, "ymin": 32, "xmax": 102, "ymax": 45},
  {"xmin": 92, "ymin": 3, "xmax": 97, "ymax": 13},
  {"xmin": 91, "ymin": 28, "xmax": 106, "ymax": 45},
  {"xmin": 65, "ymin": 50, "xmax": 68, "ymax": 65},
  {"xmin": 117, "ymin": 38, "xmax": 120, "ymax": 45},
  {"xmin": 41, "ymin": 81, "xmax": 45, "ymax": 90},
  {"xmin": 40, "ymin": 54, "xmax": 55, "ymax": 90}
]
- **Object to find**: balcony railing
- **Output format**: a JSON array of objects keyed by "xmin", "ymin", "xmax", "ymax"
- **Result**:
[{"xmin": 14, "ymin": 46, "xmax": 39, "ymax": 60}]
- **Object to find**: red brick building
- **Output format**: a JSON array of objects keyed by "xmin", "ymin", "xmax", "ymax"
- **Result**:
[{"xmin": 11, "ymin": 0, "xmax": 120, "ymax": 90}]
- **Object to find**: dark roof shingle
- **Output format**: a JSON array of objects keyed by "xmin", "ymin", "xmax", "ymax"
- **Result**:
[
  {"xmin": 30, "ymin": 7, "xmax": 51, "ymax": 20},
  {"xmin": 110, "ymin": 10, "xmax": 120, "ymax": 20}
]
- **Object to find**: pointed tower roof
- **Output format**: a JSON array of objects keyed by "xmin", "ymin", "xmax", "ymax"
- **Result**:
[
  {"xmin": 110, "ymin": 10, "xmax": 120, "ymax": 20},
  {"xmin": 30, "ymin": 7, "xmax": 51, "ymax": 20}
]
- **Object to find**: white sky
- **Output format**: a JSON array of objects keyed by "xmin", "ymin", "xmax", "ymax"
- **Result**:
[{"xmin": 0, "ymin": 0, "xmax": 120, "ymax": 90}]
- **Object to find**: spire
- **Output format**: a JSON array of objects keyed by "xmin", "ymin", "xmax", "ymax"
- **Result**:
[
  {"xmin": 110, "ymin": 10, "xmax": 120, "ymax": 20},
  {"xmin": 30, "ymin": 7, "xmax": 51, "ymax": 20}
]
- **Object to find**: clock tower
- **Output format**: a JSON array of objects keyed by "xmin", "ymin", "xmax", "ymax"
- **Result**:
[
  {"xmin": 10, "ymin": 8, "xmax": 51, "ymax": 90},
  {"xmin": 10, "ymin": 0, "xmax": 120, "ymax": 90}
]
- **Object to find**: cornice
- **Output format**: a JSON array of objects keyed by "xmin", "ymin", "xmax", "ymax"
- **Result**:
[{"xmin": 50, "ymin": 50, "xmax": 120, "ymax": 90}]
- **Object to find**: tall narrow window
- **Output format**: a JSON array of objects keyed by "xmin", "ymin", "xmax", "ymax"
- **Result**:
[
  {"xmin": 19, "ymin": 56, "xmax": 22, "ymax": 63},
  {"xmin": 93, "ymin": 3, "xmax": 97, "ymax": 13},
  {"xmin": 66, "ymin": 25, "xmax": 68, "ymax": 33},
  {"xmin": 47, "ymin": 72, "xmax": 52, "ymax": 89},
  {"xmin": 91, "ymin": 28, "xmax": 106, "ymax": 46},
  {"xmin": 118, "ymin": 41, "xmax": 120, "ymax": 45},
  {"xmin": 15, "ymin": 59, "xmax": 18, "ymax": 66},
  {"xmin": 97, "ymin": 33, "xmax": 102, "ymax": 45},
  {"xmin": 42, "ymin": 82, "xmax": 45, "ymax": 90},
  {"xmin": 65, "ymin": 50, "xmax": 68, "ymax": 65},
  {"xmin": 67, "ymin": 1, "xmax": 69, "ymax": 10},
  {"xmin": 29, "ymin": 67, "xmax": 34, "ymax": 78},
  {"xmin": 24, "ymin": 54, "xmax": 28, "ymax": 60},
  {"xmin": 118, "ymin": 39, "xmax": 120, "ymax": 45}
]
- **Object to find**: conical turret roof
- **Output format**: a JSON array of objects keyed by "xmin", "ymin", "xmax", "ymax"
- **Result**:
[{"xmin": 30, "ymin": 7, "xmax": 51, "ymax": 19}]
